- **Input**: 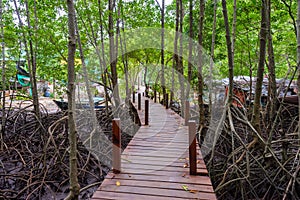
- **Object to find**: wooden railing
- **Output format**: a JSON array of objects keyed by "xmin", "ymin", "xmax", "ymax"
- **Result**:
[{"xmin": 112, "ymin": 93, "xmax": 198, "ymax": 176}]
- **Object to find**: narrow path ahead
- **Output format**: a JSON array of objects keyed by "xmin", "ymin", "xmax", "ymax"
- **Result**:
[{"xmin": 92, "ymin": 93, "xmax": 216, "ymax": 199}]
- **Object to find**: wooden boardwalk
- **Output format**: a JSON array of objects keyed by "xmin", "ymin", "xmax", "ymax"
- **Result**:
[{"xmin": 92, "ymin": 94, "xmax": 216, "ymax": 200}]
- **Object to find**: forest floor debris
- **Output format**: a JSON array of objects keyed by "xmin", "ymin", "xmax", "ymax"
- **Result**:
[{"xmin": 0, "ymin": 100, "xmax": 139, "ymax": 200}]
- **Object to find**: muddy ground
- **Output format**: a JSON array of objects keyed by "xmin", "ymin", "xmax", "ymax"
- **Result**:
[{"xmin": 0, "ymin": 99, "xmax": 139, "ymax": 200}]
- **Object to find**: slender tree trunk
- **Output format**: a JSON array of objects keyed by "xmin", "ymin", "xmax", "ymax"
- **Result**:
[
  {"xmin": 209, "ymin": 0, "xmax": 217, "ymax": 112},
  {"xmin": 115, "ymin": 3, "xmax": 120, "ymax": 71},
  {"xmin": 266, "ymin": 0, "xmax": 276, "ymax": 126},
  {"xmin": 33, "ymin": 0, "xmax": 38, "ymax": 72},
  {"xmin": 198, "ymin": 0, "xmax": 205, "ymax": 132},
  {"xmin": 232, "ymin": 0, "xmax": 237, "ymax": 66},
  {"xmin": 221, "ymin": 0, "xmax": 234, "ymax": 105},
  {"xmin": 109, "ymin": 0, "xmax": 120, "ymax": 107},
  {"xmin": 161, "ymin": 0, "xmax": 166, "ymax": 104},
  {"xmin": 25, "ymin": 0, "xmax": 40, "ymax": 119},
  {"xmin": 116, "ymin": 1, "xmax": 129, "ymax": 100},
  {"xmin": 0, "ymin": 0, "xmax": 5, "ymax": 151},
  {"xmin": 75, "ymin": 15, "xmax": 100, "ymax": 150},
  {"xmin": 178, "ymin": 0, "xmax": 185, "ymax": 116},
  {"xmin": 281, "ymin": 0, "xmax": 297, "ymax": 37},
  {"xmin": 65, "ymin": 0, "xmax": 80, "ymax": 199},
  {"xmin": 252, "ymin": 0, "xmax": 268, "ymax": 140},
  {"xmin": 187, "ymin": 0, "xmax": 193, "ymax": 96},
  {"xmin": 98, "ymin": 0, "xmax": 110, "ymax": 115},
  {"xmin": 13, "ymin": 0, "xmax": 40, "ymax": 118},
  {"xmin": 173, "ymin": 0, "xmax": 185, "ymax": 117},
  {"xmin": 297, "ymin": 0, "xmax": 300, "ymax": 145},
  {"xmin": 120, "ymin": 0, "xmax": 130, "ymax": 100},
  {"xmin": 172, "ymin": 0, "xmax": 179, "ymax": 104},
  {"xmin": 247, "ymin": 29, "xmax": 253, "ymax": 107},
  {"xmin": 79, "ymin": 0, "xmax": 111, "ymax": 114},
  {"xmin": 171, "ymin": 64, "xmax": 175, "ymax": 103}
]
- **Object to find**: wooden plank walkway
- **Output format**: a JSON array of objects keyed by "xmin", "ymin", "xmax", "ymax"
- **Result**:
[{"xmin": 92, "ymin": 94, "xmax": 216, "ymax": 200}]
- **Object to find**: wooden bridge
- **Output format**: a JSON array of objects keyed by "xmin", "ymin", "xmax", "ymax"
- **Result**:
[{"xmin": 92, "ymin": 92, "xmax": 216, "ymax": 200}]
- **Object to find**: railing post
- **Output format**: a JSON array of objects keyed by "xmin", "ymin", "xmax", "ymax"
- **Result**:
[
  {"xmin": 145, "ymin": 99, "xmax": 149, "ymax": 125},
  {"xmin": 188, "ymin": 120, "xmax": 197, "ymax": 175},
  {"xmin": 154, "ymin": 90, "xmax": 157, "ymax": 103},
  {"xmin": 132, "ymin": 91, "xmax": 135, "ymax": 103},
  {"xmin": 165, "ymin": 93, "xmax": 169, "ymax": 109},
  {"xmin": 185, "ymin": 100, "xmax": 190, "ymax": 126},
  {"xmin": 158, "ymin": 92, "xmax": 161, "ymax": 103},
  {"xmin": 112, "ymin": 118, "xmax": 121, "ymax": 174},
  {"xmin": 131, "ymin": 86, "xmax": 135, "ymax": 102},
  {"xmin": 138, "ymin": 93, "xmax": 141, "ymax": 110}
]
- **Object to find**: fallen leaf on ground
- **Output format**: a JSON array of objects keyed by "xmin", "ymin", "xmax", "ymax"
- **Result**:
[
  {"xmin": 116, "ymin": 181, "xmax": 121, "ymax": 186},
  {"xmin": 182, "ymin": 185, "xmax": 189, "ymax": 191},
  {"xmin": 121, "ymin": 157, "xmax": 132, "ymax": 163},
  {"xmin": 183, "ymin": 163, "xmax": 188, "ymax": 168},
  {"xmin": 189, "ymin": 190, "xmax": 198, "ymax": 193}
]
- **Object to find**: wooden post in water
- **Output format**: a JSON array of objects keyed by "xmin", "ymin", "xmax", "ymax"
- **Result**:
[
  {"xmin": 185, "ymin": 100, "xmax": 190, "ymax": 126},
  {"xmin": 188, "ymin": 120, "xmax": 197, "ymax": 175},
  {"xmin": 138, "ymin": 93, "xmax": 141, "ymax": 110},
  {"xmin": 112, "ymin": 118, "xmax": 121, "ymax": 174},
  {"xmin": 145, "ymin": 99, "xmax": 149, "ymax": 125}
]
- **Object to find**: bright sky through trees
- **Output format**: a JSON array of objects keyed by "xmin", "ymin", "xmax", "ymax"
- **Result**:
[{"xmin": 158, "ymin": 0, "xmax": 173, "ymax": 6}]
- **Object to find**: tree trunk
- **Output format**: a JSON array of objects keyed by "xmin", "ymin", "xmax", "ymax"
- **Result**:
[
  {"xmin": 120, "ymin": 0, "xmax": 130, "ymax": 100},
  {"xmin": 97, "ymin": 0, "xmax": 110, "ymax": 115},
  {"xmin": 198, "ymin": 0, "xmax": 205, "ymax": 132},
  {"xmin": 187, "ymin": 0, "xmax": 193, "ymax": 98},
  {"xmin": 161, "ymin": 0, "xmax": 166, "ymax": 104},
  {"xmin": 232, "ymin": 0, "xmax": 237, "ymax": 66},
  {"xmin": 178, "ymin": 0, "xmax": 185, "ymax": 117},
  {"xmin": 65, "ymin": 0, "xmax": 80, "ymax": 199},
  {"xmin": 297, "ymin": 0, "xmax": 300, "ymax": 145},
  {"xmin": 13, "ymin": 0, "xmax": 40, "ymax": 119},
  {"xmin": 0, "ymin": 0, "xmax": 5, "ymax": 151},
  {"xmin": 252, "ymin": 0, "xmax": 268, "ymax": 140},
  {"xmin": 25, "ymin": 0, "xmax": 40, "ymax": 120},
  {"xmin": 209, "ymin": 0, "xmax": 217, "ymax": 113},
  {"xmin": 266, "ymin": 0, "xmax": 276, "ymax": 126},
  {"xmin": 246, "ymin": 28, "xmax": 253, "ymax": 108},
  {"xmin": 221, "ymin": 0, "xmax": 234, "ymax": 105},
  {"xmin": 172, "ymin": 0, "xmax": 179, "ymax": 104},
  {"xmin": 281, "ymin": 0, "xmax": 297, "ymax": 37},
  {"xmin": 109, "ymin": 0, "xmax": 120, "ymax": 107},
  {"xmin": 75, "ymin": 15, "xmax": 100, "ymax": 151}
]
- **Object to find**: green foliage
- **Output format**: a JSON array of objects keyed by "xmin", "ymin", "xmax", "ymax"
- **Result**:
[{"xmin": 0, "ymin": 0, "xmax": 297, "ymax": 97}]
